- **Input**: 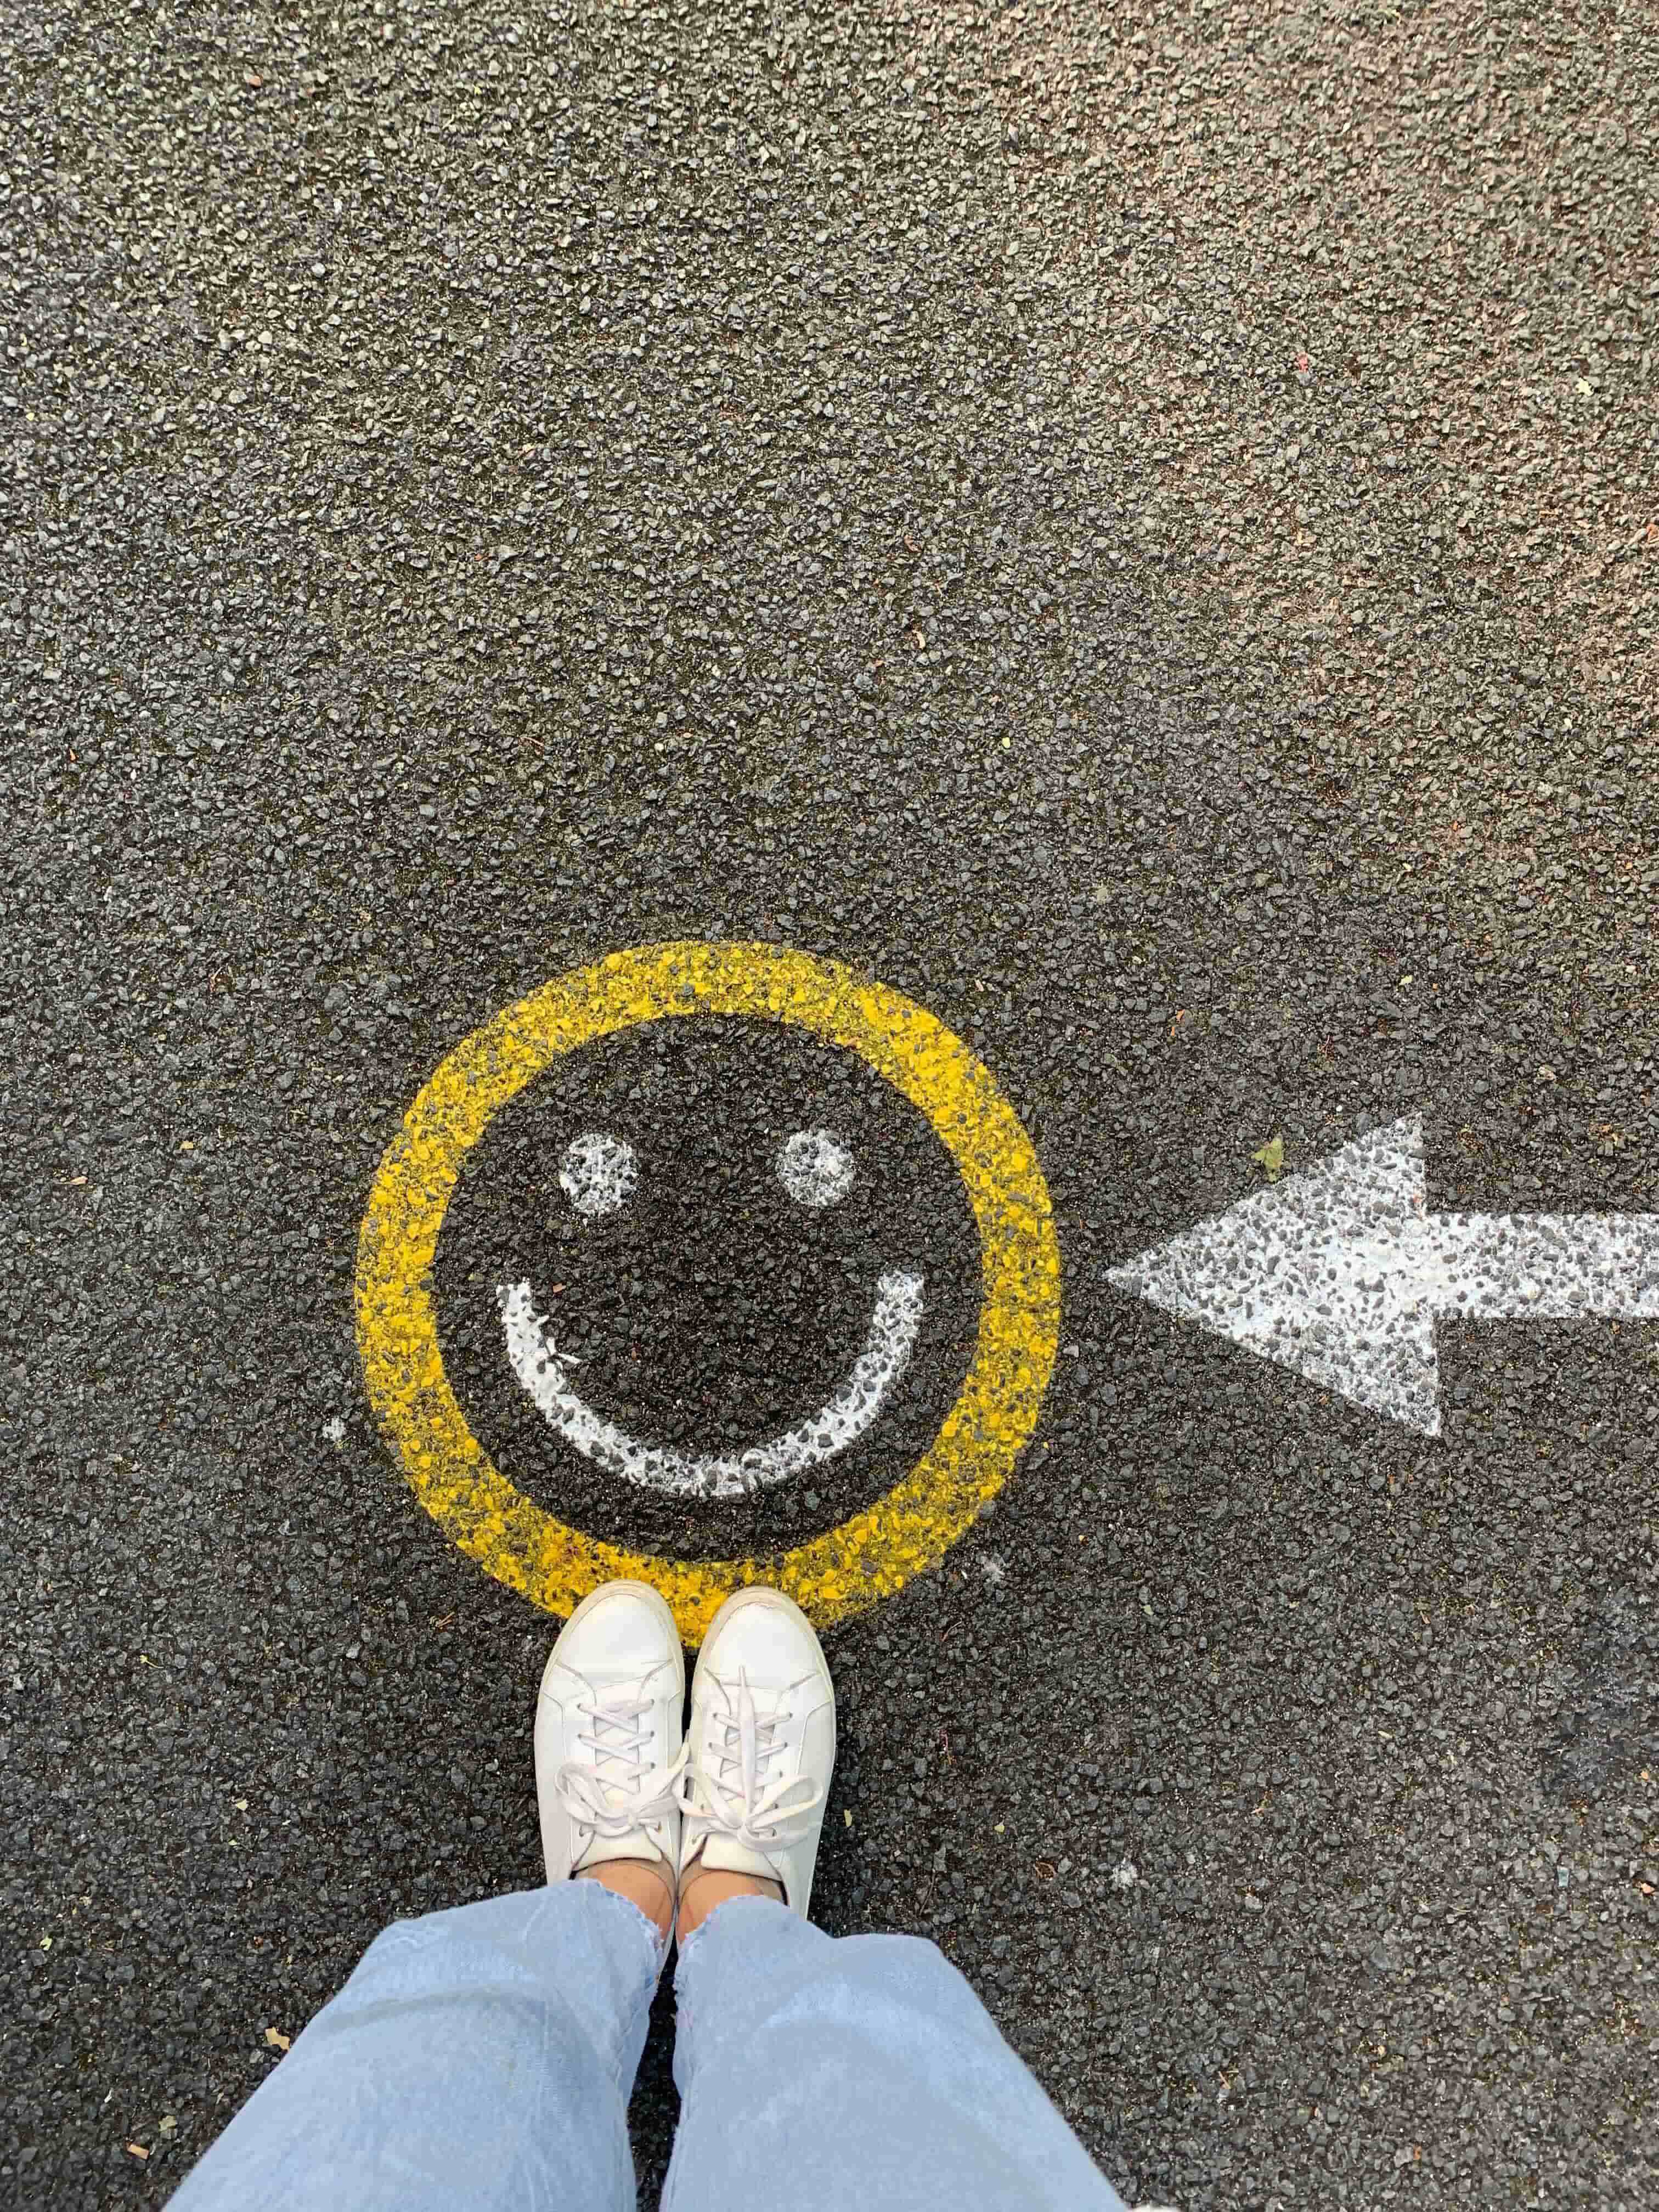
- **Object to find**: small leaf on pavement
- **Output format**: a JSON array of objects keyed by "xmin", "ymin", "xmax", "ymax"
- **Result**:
[
  {"xmin": 264, "ymin": 2027, "xmax": 291, "ymax": 2052},
  {"xmin": 1252, "ymin": 1133, "xmax": 1285, "ymax": 1182}
]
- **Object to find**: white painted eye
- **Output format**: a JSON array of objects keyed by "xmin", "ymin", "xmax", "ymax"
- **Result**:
[
  {"xmin": 776, "ymin": 1127, "xmax": 855, "ymax": 1210},
  {"xmin": 558, "ymin": 1131, "xmax": 638, "ymax": 1217}
]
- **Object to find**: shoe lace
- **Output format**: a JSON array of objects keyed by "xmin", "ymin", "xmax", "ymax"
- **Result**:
[
  {"xmin": 678, "ymin": 1670, "xmax": 822, "ymax": 1853},
  {"xmin": 555, "ymin": 1685, "xmax": 687, "ymax": 1839}
]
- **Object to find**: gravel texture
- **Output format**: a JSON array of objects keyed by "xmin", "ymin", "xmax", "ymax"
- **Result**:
[{"xmin": 2, "ymin": 0, "xmax": 1656, "ymax": 2207}]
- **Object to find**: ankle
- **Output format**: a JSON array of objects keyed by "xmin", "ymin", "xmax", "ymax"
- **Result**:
[
  {"xmin": 580, "ymin": 1858, "xmax": 675, "ymax": 1943},
  {"xmin": 676, "ymin": 1866, "xmax": 783, "ymax": 1944}
]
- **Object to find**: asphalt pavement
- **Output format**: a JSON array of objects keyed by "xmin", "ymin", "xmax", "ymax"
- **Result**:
[{"xmin": 3, "ymin": 0, "xmax": 1657, "ymax": 2205}]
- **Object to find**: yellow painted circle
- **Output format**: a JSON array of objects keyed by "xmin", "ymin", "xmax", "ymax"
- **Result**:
[{"xmin": 354, "ymin": 941, "xmax": 1061, "ymax": 1641}]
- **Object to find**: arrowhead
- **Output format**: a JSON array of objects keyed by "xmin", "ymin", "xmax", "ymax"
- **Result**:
[{"xmin": 1107, "ymin": 1118, "xmax": 1442, "ymax": 1434}]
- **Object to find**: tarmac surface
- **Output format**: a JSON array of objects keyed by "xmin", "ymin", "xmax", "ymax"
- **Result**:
[{"xmin": 3, "ymin": 0, "xmax": 1657, "ymax": 2205}]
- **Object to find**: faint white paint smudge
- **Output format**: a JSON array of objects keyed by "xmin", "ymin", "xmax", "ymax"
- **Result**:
[
  {"xmin": 1108, "ymin": 1117, "xmax": 1659, "ymax": 1435},
  {"xmin": 1111, "ymin": 1858, "xmax": 1139, "ymax": 1891},
  {"xmin": 498, "ymin": 1269, "xmax": 926, "ymax": 1500},
  {"xmin": 979, "ymin": 1553, "xmax": 1007, "ymax": 1588},
  {"xmin": 322, "ymin": 1417, "xmax": 346, "ymax": 1446}
]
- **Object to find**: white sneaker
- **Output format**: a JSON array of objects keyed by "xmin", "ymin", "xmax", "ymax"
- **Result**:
[
  {"xmin": 534, "ymin": 1580, "xmax": 686, "ymax": 1893},
  {"xmin": 678, "ymin": 1587, "xmax": 836, "ymax": 1918}
]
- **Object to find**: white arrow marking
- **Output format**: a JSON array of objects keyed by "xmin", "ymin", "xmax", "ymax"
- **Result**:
[{"xmin": 1107, "ymin": 1118, "xmax": 1659, "ymax": 1435}]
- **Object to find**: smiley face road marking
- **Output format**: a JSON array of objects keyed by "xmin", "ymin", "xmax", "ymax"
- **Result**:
[
  {"xmin": 354, "ymin": 940, "xmax": 1061, "ymax": 1643},
  {"xmin": 498, "ymin": 1266, "xmax": 926, "ymax": 1500}
]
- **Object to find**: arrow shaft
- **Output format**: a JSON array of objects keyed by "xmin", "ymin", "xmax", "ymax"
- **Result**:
[{"xmin": 1408, "ymin": 1212, "xmax": 1659, "ymax": 1321}]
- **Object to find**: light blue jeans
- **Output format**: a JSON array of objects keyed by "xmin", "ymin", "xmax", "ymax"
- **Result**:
[{"xmin": 169, "ymin": 1886, "xmax": 1131, "ymax": 2211}]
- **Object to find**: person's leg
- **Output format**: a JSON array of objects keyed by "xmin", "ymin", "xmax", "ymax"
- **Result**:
[
  {"xmin": 667, "ymin": 1896, "xmax": 1132, "ymax": 2212},
  {"xmin": 663, "ymin": 1585, "xmax": 1149, "ymax": 2212},
  {"xmin": 170, "ymin": 1579, "xmax": 690, "ymax": 2212},
  {"xmin": 168, "ymin": 1880, "xmax": 662, "ymax": 2212}
]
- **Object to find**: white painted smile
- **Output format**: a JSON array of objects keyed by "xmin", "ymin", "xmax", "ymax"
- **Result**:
[{"xmin": 497, "ymin": 1268, "xmax": 926, "ymax": 1501}]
